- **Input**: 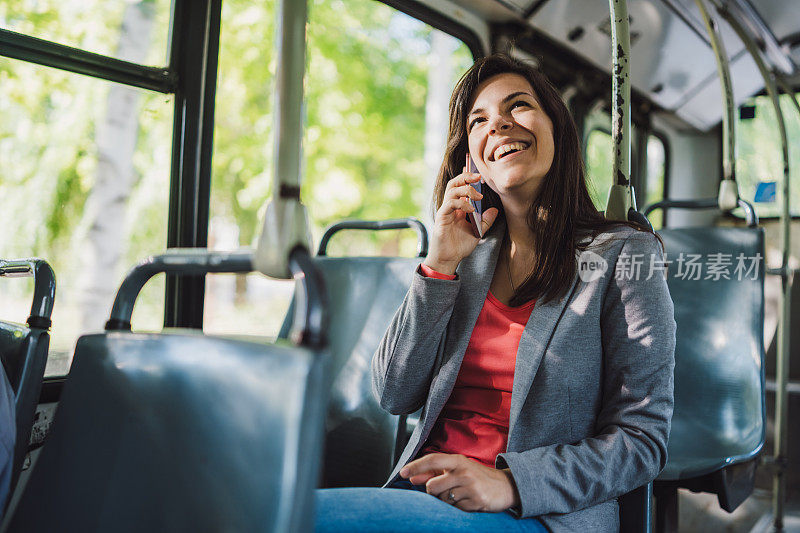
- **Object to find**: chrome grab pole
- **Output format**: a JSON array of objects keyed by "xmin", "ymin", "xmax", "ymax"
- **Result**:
[
  {"xmin": 776, "ymin": 77, "xmax": 800, "ymax": 119},
  {"xmin": 717, "ymin": 5, "xmax": 792, "ymax": 529},
  {"xmin": 254, "ymin": 0, "xmax": 313, "ymax": 278},
  {"xmin": 0, "ymin": 259, "xmax": 56, "ymax": 328},
  {"xmin": 694, "ymin": 0, "xmax": 738, "ymax": 211},
  {"xmin": 605, "ymin": 0, "xmax": 633, "ymax": 221}
]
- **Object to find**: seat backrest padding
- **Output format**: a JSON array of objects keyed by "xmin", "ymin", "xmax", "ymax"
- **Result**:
[
  {"xmin": 659, "ymin": 227, "xmax": 765, "ymax": 478},
  {"xmin": 0, "ymin": 321, "xmax": 50, "ymax": 494},
  {"xmin": 281, "ymin": 256, "xmax": 421, "ymax": 487},
  {"xmin": 9, "ymin": 332, "xmax": 326, "ymax": 533}
]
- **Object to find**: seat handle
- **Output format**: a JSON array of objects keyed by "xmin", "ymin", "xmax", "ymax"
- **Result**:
[
  {"xmin": 0, "ymin": 259, "xmax": 56, "ymax": 329},
  {"xmin": 106, "ymin": 248, "xmax": 328, "ymax": 349},
  {"xmin": 316, "ymin": 218, "xmax": 428, "ymax": 257},
  {"xmin": 642, "ymin": 198, "xmax": 758, "ymax": 227}
]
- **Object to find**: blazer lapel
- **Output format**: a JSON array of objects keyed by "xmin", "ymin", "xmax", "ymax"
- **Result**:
[
  {"xmin": 507, "ymin": 265, "xmax": 580, "ymax": 444},
  {"xmin": 420, "ymin": 217, "xmax": 581, "ymax": 447},
  {"xmin": 425, "ymin": 219, "xmax": 505, "ymax": 412}
]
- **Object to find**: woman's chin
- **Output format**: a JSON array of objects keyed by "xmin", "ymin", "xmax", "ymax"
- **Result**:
[
  {"xmin": 489, "ymin": 177, "xmax": 545, "ymax": 209},
  {"xmin": 490, "ymin": 177, "xmax": 534, "ymax": 195}
]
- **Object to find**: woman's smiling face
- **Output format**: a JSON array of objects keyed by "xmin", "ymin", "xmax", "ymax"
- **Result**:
[{"xmin": 466, "ymin": 73, "xmax": 555, "ymax": 200}]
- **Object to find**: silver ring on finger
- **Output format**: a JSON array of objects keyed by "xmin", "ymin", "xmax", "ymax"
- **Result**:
[{"xmin": 448, "ymin": 490, "xmax": 456, "ymax": 504}]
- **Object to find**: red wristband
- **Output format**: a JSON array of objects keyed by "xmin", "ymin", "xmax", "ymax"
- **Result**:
[{"xmin": 420, "ymin": 263, "xmax": 456, "ymax": 280}]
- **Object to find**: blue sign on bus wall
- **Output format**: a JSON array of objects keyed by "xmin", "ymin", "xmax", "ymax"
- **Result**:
[{"xmin": 754, "ymin": 181, "xmax": 776, "ymax": 203}]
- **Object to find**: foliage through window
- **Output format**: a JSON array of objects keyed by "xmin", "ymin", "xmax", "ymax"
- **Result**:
[
  {"xmin": 585, "ymin": 128, "xmax": 666, "ymax": 228},
  {"xmin": 0, "ymin": 0, "xmax": 172, "ymax": 67},
  {"xmin": 735, "ymin": 94, "xmax": 800, "ymax": 218},
  {"xmin": 0, "ymin": 59, "xmax": 172, "ymax": 376},
  {"xmin": 204, "ymin": 0, "xmax": 474, "ymax": 337},
  {"xmin": 585, "ymin": 129, "xmax": 613, "ymax": 212}
]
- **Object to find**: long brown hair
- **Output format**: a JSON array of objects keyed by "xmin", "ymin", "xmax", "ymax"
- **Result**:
[{"xmin": 433, "ymin": 53, "xmax": 653, "ymax": 306}]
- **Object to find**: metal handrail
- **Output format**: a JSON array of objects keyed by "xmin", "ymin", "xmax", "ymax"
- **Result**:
[
  {"xmin": 642, "ymin": 197, "xmax": 759, "ymax": 228},
  {"xmin": 105, "ymin": 248, "xmax": 327, "ymax": 349},
  {"xmin": 695, "ymin": 0, "xmax": 739, "ymax": 212},
  {"xmin": 253, "ymin": 0, "xmax": 313, "ymax": 279},
  {"xmin": 716, "ymin": 5, "xmax": 792, "ymax": 529},
  {"xmin": 287, "ymin": 247, "xmax": 328, "ymax": 349},
  {"xmin": 317, "ymin": 218, "xmax": 429, "ymax": 257},
  {"xmin": 722, "ymin": 0, "xmax": 795, "ymax": 75},
  {"xmin": 0, "ymin": 259, "xmax": 56, "ymax": 329}
]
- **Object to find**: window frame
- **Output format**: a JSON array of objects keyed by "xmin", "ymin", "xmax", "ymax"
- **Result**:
[
  {"xmin": 728, "ymin": 92, "xmax": 800, "ymax": 222},
  {"xmin": 1, "ymin": 0, "xmax": 482, "ymax": 383},
  {"xmin": 0, "ymin": 0, "xmax": 221, "ymax": 379},
  {"xmin": 379, "ymin": 0, "xmax": 485, "ymax": 60},
  {"xmin": 645, "ymin": 129, "xmax": 671, "ymax": 227},
  {"xmin": 0, "ymin": 28, "xmax": 174, "ymax": 92}
]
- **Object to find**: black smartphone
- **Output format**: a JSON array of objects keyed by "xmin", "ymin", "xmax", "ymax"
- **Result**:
[{"xmin": 466, "ymin": 154, "xmax": 484, "ymax": 238}]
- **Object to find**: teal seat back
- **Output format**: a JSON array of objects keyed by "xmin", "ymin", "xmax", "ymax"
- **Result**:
[
  {"xmin": 8, "ymin": 332, "xmax": 327, "ymax": 533},
  {"xmin": 658, "ymin": 227, "xmax": 765, "ymax": 480},
  {"xmin": 0, "ymin": 259, "xmax": 54, "ymax": 497},
  {"xmin": 281, "ymin": 256, "xmax": 421, "ymax": 487},
  {"xmin": 0, "ymin": 323, "xmax": 49, "ymax": 491}
]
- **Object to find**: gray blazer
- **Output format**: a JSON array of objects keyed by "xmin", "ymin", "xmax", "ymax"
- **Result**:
[{"xmin": 372, "ymin": 218, "xmax": 676, "ymax": 532}]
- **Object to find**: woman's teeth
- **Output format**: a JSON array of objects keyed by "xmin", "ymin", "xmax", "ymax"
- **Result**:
[{"xmin": 493, "ymin": 141, "xmax": 529, "ymax": 160}]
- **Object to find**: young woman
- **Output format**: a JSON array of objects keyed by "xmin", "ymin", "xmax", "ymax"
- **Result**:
[{"xmin": 316, "ymin": 53, "xmax": 676, "ymax": 533}]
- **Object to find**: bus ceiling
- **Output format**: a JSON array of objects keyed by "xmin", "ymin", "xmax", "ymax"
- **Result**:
[{"xmin": 422, "ymin": 0, "xmax": 799, "ymax": 131}]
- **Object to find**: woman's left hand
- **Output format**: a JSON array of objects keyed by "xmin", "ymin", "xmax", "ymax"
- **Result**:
[{"xmin": 399, "ymin": 453, "xmax": 521, "ymax": 512}]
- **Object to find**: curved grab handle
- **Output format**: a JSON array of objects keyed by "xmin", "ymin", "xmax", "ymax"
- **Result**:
[
  {"xmin": 642, "ymin": 198, "xmax": 758, "ymax": 228},
  {"xmin": 0, "ymin": 259, "xmax": 56, "ymax": 329},
  {"xmin": 316, "ymin": 218, "xmax": 428, "ymax": 257},
  {"xmin": 737, "ymin": 199, "xmax": 758, "ymax": 227},
  {"xmin": 287, "ymin": 246, "xmax": 328, "ymax": 349},
  {"xmin": 105, "ymin": 248, "xmax": 328, "ymax": 349},
  {"xmin": 106, "ymin": 249, "xmax": 254, "ymax": 331}
]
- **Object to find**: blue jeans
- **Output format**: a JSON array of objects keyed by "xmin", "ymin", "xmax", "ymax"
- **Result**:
[{"xmin": 314, "ymin": 479, "xmax": 548, "ymax": 532}]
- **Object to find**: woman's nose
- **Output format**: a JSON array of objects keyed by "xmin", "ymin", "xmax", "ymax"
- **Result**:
[{"xmin": 488, "ymin": 114, "xmax": 512, "ymax": 134}]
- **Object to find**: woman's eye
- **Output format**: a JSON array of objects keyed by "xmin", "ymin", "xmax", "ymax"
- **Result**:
[
  {"xmin": 511, "ymin": 100, "xmax": 530, "ymax": 110},
  {"xmin": 468, "ymin": 117, "xmax": 485, "ymax": 130}
]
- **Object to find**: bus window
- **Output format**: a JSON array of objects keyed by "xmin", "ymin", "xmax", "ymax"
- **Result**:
[
  {"xmin": 0, "ymin": 59, "xmax": 172, "ymax": 376},
  {"xmin": 203, "ymin": 0, "xmax": 474, "ymax": 337},
  {"xmin": 585, "ymin": 127, "xmax": 666, "ymax": 225},
  {"xmin": 645, "ymin": 133, "xmax": 667, "ymax": 229},
  {"xmin": 735, "ymin": 94, "xmax": 800, "ymax": 218},
  {"xmin": 0, "ymin": 0, "xmax": 172, "ymax": 67},
  {"xmin": 585, "ymin": 128, "xmax": 613, "ymax": 211}
]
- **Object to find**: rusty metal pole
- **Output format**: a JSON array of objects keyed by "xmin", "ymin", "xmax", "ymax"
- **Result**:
[{"xmin": 605, "ymin": 0, "xmax": 632, "ymax": 221}]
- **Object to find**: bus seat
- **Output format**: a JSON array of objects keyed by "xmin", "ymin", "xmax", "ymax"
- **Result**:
[
  {"xmin": 280, "ymin": 255, "xmax": 422, "ymax": 487},
  {"xmin": 654, "ymin": 226, "xmax": 765, "ymax": 525},
  {"xmin": 286, "ymin": 216, "xmax": 654, "ymax": 533},
  {"xmin": 0, "ymin": 259, "xmax": 55, "ymax": 499},
  {"xmin": 278, "ymin": 218, "xmax": 427, "ymax": 488},
  {"xmin": 7, "ymin": 333, "xmax": 326, "ymax": 533},
  {"xmin": 292, "ymin": 253, "xmax": 658, "ymax": 530},
  {"xmin": 7, "ymin": 249, "xmax": 329, "ymax": 533}
]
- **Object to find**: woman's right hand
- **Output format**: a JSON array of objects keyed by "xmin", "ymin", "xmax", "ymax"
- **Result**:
[{"xmin": 424, "ymin": 169, "xmax": 499, "ymax": 275}]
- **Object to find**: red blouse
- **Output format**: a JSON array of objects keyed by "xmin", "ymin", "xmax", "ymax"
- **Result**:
[{"xmin": 417, "ymin": 264, "xmax": 535, "ymax": 467}]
